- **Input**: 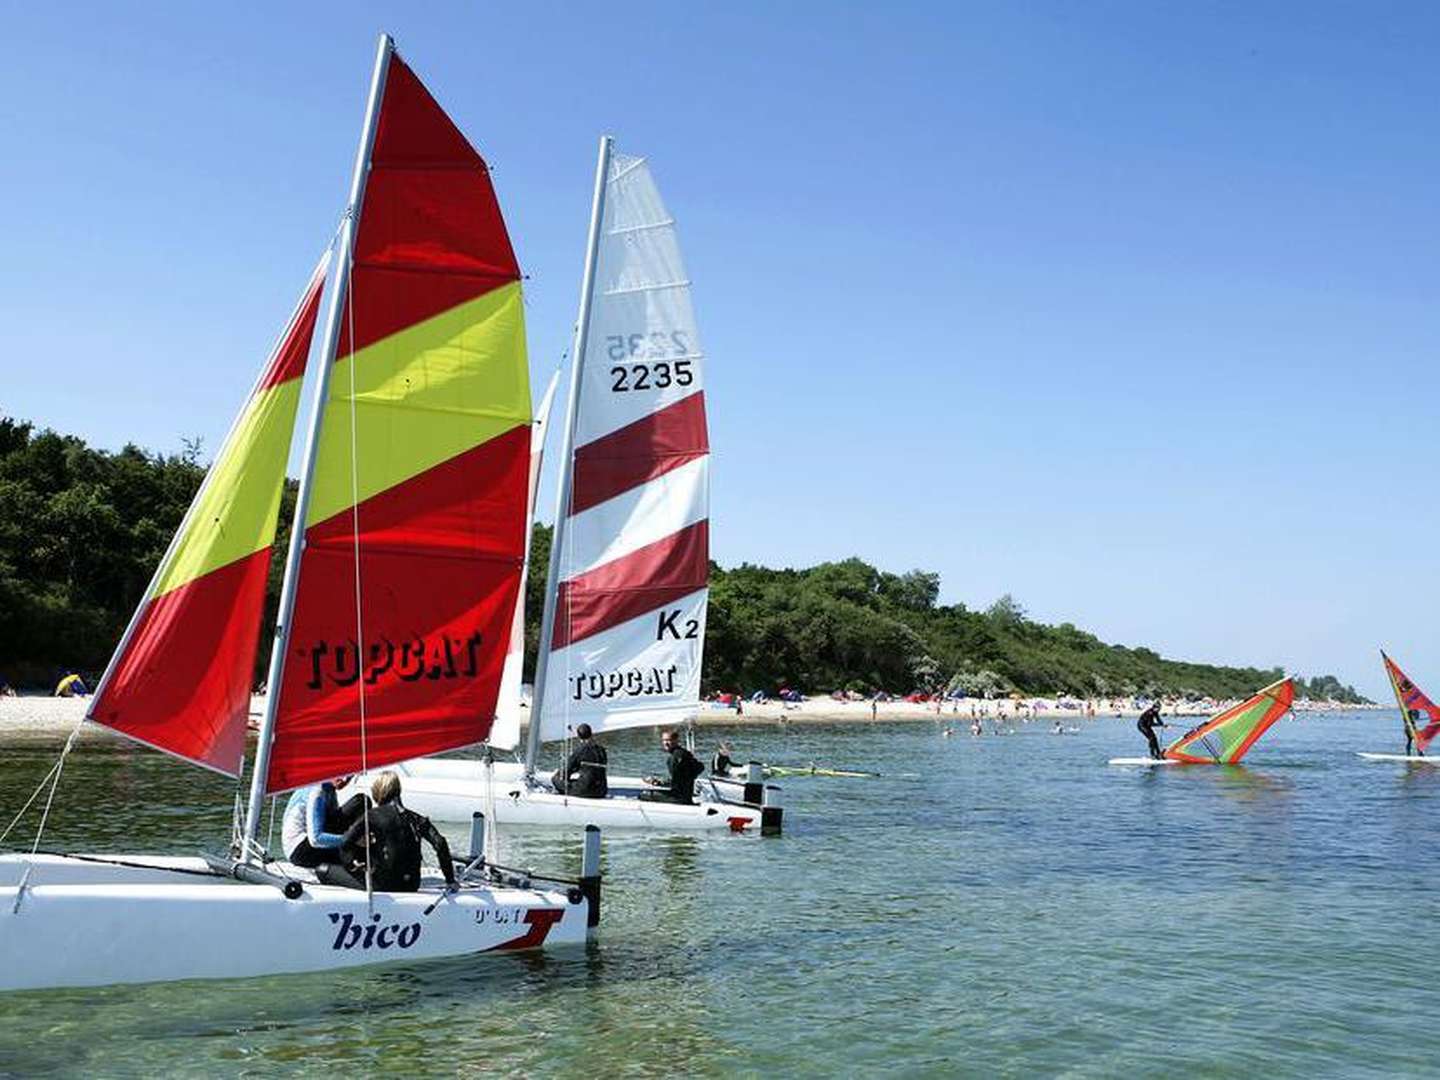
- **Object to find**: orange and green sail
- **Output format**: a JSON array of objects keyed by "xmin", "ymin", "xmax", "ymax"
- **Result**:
[
  {"xmin": 1381, "ymin": 651, "xmax": 1440, "ymax": 754},
  {"xmin": 264, "ymin": 52, "xmax": 530, "ymax": 792},
  {"xmin": 1163, "ymin": 677, "xmax": 1295, "ymax": 764},
  {"xmin": 88, "ymin": 257, "xmax": 328, "ymax": 774}
]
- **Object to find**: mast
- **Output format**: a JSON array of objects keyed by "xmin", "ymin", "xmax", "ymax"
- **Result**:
[
  {"xmin": 242, "ymin": 33, "xmax": 394, "ymax": 852},
  {"xmin": 525, "ymin": 134, "xmax": 614, "ymax": 777}
]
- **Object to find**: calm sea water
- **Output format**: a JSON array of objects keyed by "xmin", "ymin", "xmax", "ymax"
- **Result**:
[{"xmin": 0, "ymin": 709, "xmax": 1434, "ymax": 1077}]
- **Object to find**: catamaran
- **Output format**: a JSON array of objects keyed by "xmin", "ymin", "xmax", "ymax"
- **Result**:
[
  {"xmin": 1357, "ymin": 651, "xmax": 1440, "ymax": 763},
  {"xmin": 0, "ymin": 34, "xmax": 600, "ymax": 993},
  {"xmin": 1108, "ymin": 677, "xmax": 1295, "ymax": 766},
  {"xmin": 357, "ymin": 137, "xmax": 781, "ymax": 834}
]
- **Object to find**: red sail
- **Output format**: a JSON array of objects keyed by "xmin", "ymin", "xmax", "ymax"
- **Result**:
[
  {"xmin": 265, "ymin": 53, "xmax": 530, "ymax": 793},
  {"xmin": 88, "ymin": 259, "xmax": 326, "ymax": 774}
]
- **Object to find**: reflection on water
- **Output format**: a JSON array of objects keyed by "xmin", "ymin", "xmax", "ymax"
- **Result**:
[{"xmin": 2, "ymin": 713, "xmax": 1437, "ymax": 1074}]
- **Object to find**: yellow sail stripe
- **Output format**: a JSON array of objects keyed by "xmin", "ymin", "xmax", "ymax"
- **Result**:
[
  {"xmin": 306, "ymin": 281, "xmax": 530, "ymax": 527},
  {"xmin": 151, "ymin": 377, "xmax": 305, "ymax": 599}
]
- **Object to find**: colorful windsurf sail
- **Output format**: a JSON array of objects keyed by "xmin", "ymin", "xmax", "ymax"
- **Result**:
[
  {"xmin": 264, "ymin": 50, "xmax": 531, "ymax": 792},
  {"xmin": 88, "ymin": 256, "xmax": 328, "ymax": 774},
  {"xmin": 1163, "ymin": 677, "xmax": 1295, "ymax": 764},
  {"xmin": 490, "ymin": 371, "xmax": 561, "ymax": 751},
  {"xmin": 1381, "ymin": 651, "xmax": 1440, "ymax": 754},
  {"xmin": 534, "ymin": 144, "xmax": 710, "ymax": 746}
]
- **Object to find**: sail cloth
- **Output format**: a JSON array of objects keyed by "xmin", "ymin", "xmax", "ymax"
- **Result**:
[
  {"xmin": 1382, "ymin": 652, "xmax": 1440, "ymax": 754},
  {"xmin": 89, "ymin": 257, "xmax": 328, "ymax": 774},
  {"xmin": 491, "ymin": 372, "xmax": 561, "ymax": 751},
  {"xmin": 1164, "ymin": 677, "xmax": 1295, "ymax": 764},
  {"xmin": 265, "ymin": 54, "xmax": 530, "ymax": 792},
  {"xmin": 538, "ymin": 151, "xmax": 710, "ymax": 743}
]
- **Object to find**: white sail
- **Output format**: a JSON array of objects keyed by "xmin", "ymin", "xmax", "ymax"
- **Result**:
[
  {"xmin": 491, "ymin": 371, "xmax": 561, "ymax": 750},
  {"xmin": 537, "ymin": 149, "xmax": 710, "ymax": 744}
]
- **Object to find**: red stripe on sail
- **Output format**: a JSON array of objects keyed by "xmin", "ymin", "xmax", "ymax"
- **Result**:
[
  {"xmin": 337, "ymin": 54, "xmax": 520, "ymax": 359},
  {"xmin": 90, "ymin": 549, "xmax": 271, "ymax": 775},
  {"xmin": 257, "ymin": 269, "xmax": 325, "ymax": 392},
  {"xmin": 552, "ymin": 520, "xmax": 708, "ymax": 650},
  {"xmin": 570, "ymin": 392, "xmax": 709, "ymax": 515},
  {"xmin": 266, "ymin": 426, "xmax": 529, "ymax": 793}
]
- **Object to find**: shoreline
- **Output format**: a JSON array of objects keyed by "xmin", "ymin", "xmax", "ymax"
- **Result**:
[{"xmin": 0, "ymin": 694, "xmax": 1385, "ymax": 743}]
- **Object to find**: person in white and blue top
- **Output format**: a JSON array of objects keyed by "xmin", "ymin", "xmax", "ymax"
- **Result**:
[{"xmin": 281, "ymin": 779, "xmax": 367, "ymax": 868}]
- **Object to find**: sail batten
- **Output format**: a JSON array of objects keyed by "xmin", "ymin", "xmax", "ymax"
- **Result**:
[
  {"xmin": 535, "ymin": 148, "xmax": 710, "ymax": 746},
  {"xmin": 1164, "ymin": 678, "xmax": 1295, "ymax": 764},
  {"xmin": 263, "ymin": 50, "xmax": 530, "ymax": 794},
  {"xmin": 88, "ymin": 255, "xmax": 328, "ymax": 775}
]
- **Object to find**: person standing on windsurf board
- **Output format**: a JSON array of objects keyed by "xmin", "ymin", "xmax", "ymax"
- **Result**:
[{"xmin": 1137, "ymin": 701, "xmax": 1167, "ymax": 760}]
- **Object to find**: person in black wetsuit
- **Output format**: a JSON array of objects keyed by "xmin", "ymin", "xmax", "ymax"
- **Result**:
[
  {"xmin": 552, "ymin": 722, "xmax": 608, "ymax": 797},
  {"xmin": 1404, "ymin": 710, "xmax": 1424, "ymax": 757},
  {"xmin": 1137, "ymin": 701, "xmax": 1167, "ymax": 760},
  {"xmin": 326, "ymin": 771, "xmax": 457, "ymax": 892},
  {"xmin": 710, "ymin": 740, "xmax": 737, "ymax": 776},
  {"xmin": 641, "ymin": 729, "xmax": 704, "ymax": 804}
]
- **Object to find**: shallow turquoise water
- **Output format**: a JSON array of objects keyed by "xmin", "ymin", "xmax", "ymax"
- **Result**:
[{"xmin": 0, "ymin": 710, "xmax": 1433, "ymax": 1076}]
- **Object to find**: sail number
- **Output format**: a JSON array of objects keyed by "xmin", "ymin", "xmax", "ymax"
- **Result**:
[{"xmin": 606, "ymin": 332, "xmax": 694, "ymax": 393}]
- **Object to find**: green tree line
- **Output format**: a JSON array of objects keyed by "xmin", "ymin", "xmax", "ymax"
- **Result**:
[{"xmin": 0, "ymin": 418, "xmax": 1369, "ymax": 704}]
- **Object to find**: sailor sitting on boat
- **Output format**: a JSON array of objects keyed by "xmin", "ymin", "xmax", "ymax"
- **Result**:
[
  {"xmin": 710, "ymin": 740, "xmax": 737, "ymax": 776},
  {"xmin": 281, "ymin": 778, "xmax": 368, "ymax": 869},
  {"xmin": 331, "ymin": 771, "xmax": 457, "ymax": 893},
  {"xmin": 641, "ymin": 729, "xmax": 704, "ymax": 805},
  {"xmin": 552, "ymin": 722, "xmax": 608, "ymax": 798}
]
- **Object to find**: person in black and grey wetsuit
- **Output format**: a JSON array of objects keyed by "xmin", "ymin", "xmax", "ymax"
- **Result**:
[
  {"xmin": 326, "ymin": 771, "xmax": 457, "ymax": 892},
  {"xmin": 552, "ymin": 722, "xmax": 608, "ymax": 798},
  {"xmin": 1137, "ymin": 702, "xmax": 1167, "ymax": 760}
]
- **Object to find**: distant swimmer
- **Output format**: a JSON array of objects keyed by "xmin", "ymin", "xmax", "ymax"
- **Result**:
[
  {"xmin": 1137, "ymin": 702, "xmax": 1167, "ymax": 759},
  {"xmin": 970, "ymin": 719, "xmax": 983, "ymax": 736},
  {"xmin": 1053, "ymin": 721, "xmax": 1064, "ymax": 735}
]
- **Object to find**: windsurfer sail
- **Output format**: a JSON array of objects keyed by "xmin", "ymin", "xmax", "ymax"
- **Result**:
[
  {"xmin": 1161, "ymin": 678, "xmax": 1295, "ymax": 764},
  {"xmin": 1381, "ymin": 651, "xmax": 1440, "ymax": 757}
]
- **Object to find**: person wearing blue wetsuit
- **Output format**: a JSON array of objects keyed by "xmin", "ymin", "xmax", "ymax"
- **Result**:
[{"xmin": 281, "ymin": 779, "xmax": 367, "ymax": 868}]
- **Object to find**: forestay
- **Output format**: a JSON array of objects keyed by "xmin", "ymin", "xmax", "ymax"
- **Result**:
[
  {"xmin": 264, "ymin": 53, "xmax": 531, "ymax": 793},
  {"xmin": 538, "ymin": 149, "xmax": 710, "ymax": 743},
  {"xmin": 87, "ymin": 258, "xmax": 327, "ymax": 775}
]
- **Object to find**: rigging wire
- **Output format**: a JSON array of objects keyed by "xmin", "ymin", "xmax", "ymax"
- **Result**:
[{"xmin": 344, "ymin": 231, "xmax": 375, "ymax": 911}]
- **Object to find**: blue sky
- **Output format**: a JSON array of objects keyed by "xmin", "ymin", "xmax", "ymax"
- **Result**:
[{"xmin": 3, "ymin": 2, "xmax": 1436, "ymax": 698}]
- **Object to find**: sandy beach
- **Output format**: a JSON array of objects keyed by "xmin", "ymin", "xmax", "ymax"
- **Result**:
[{"xmin": 0, "ymin": 692, "xmax": 1377, "ymax": 744}]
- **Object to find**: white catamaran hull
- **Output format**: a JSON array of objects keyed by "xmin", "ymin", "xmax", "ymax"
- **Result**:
[
  {"xmin": 0, "ymin": 853, "xmax": 589, "ymax": 992},
  {"xmin": 1356, "ymin": 752, "xmax": 1440, "ymax": 764},
  {"xmin": 351, "ymin": 760, "xmax": 777, "ymax": 833}
]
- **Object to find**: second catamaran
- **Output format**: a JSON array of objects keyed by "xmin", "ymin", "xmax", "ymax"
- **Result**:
[{"xmin": 371, "ymin": 137, "xmax": 780, "ymax": 833}]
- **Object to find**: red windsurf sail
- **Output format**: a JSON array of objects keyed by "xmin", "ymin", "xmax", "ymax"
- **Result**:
[
  {"xmin": 265, "ymin": 51, "xmax": 530, "ymax": 792},
  {"xmin": 1382, "ymin": 652, "xmax": 1440, "ymax": 754},
  {"xmin": 88, "ymin": 258, "xmax": 327, "ymax": 774}
]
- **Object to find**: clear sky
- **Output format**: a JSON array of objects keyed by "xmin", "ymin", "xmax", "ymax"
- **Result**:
[{"xmin": 3, "ymin": 2, "xmax": 1436, "ymax": 698}]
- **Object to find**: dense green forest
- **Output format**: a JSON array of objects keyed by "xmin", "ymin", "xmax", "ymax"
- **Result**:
[{"xmin": 0, "ymin": 418, "xmax": 1369, "ymax": 703}]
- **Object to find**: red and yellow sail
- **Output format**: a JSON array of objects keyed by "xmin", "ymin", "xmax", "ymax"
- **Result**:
[
  {"xmin": 264, "ymin": 53, "xmax": 530, "ymax": 792},
  {"xmin": 1382, "ymin": 651, "xmax": 1440, "ymax": 754},
  {"xmin": 1164, "ymin": 677, "xmax": 1294, "ymax": 764},
  {"xmin": 88, "ymin": 258, "xmax": 327, "ymax": 774}
]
